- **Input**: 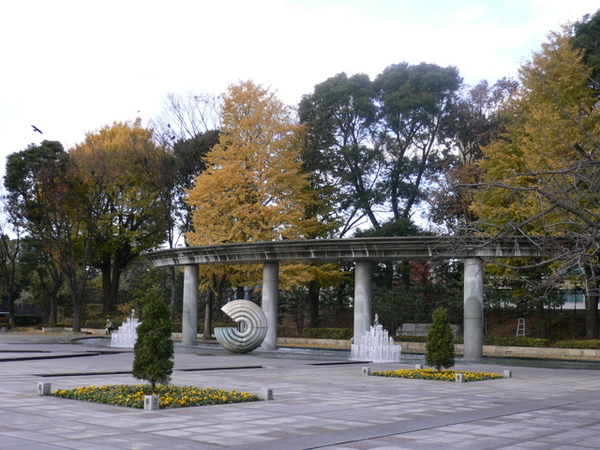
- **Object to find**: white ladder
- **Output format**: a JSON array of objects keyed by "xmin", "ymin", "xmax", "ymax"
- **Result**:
[{"xmin": 516, "ymin": 318, "xmax": 526, "ymax": 337}]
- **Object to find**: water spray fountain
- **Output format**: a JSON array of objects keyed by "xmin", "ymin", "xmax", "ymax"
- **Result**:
[
  {"xmin": 351, "ymin": 314, "xmax": 401, "ymax": 363},
  {"xmin": 110, "ymin": 310, "xmax": 141, "ymax": 348}
]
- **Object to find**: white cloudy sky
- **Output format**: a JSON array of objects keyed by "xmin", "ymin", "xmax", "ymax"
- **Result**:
[{"xmin": 1, "ymin": 0, "xmax": 598, "ymax": 179}]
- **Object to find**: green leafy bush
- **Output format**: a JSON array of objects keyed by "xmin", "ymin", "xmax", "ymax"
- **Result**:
[
  {"xmin": 15, "ymin": 315, "xmax": 43, "ymax": 327},
  {"xmin": 277, "ymin": 326, "xmax": 295, "ymax": 337},
  {"xmin": 304, "ymin": 328, "xmax": 353, "ymax": 340},
  {"xmin": 132, "ymin": 291, "xmax": 174, "ymax": 392},
  {"xmin": 425, "ymin": 307, "xmax": 455, "ymax": 371},
  {"xmin": 516, "ymin": 337, "xmax": 550, "ymax": 347},
  {"xmin": 394, "ymin": 335, "xmax": 427, "ymax": 342},
  {"xmin": 484, "ymin": 336, "xmax": 550, "ymax": 347},
  {"xmin": 553, "ymin": 339, "xmax": 600, "ymax": 349}
]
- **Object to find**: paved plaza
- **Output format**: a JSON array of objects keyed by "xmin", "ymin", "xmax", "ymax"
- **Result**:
[{"xmin": 1, "ymin": 332, "xmax": 600, "ymax": 449}]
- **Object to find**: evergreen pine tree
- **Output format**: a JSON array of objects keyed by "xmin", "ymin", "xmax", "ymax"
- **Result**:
[
  {"xmin": 425, "ymin": 307, "xmax": 455, "ymax": 371},
  {"xmin": 132, "ymin": 291, "xmax": 174, "ymax": 392}
]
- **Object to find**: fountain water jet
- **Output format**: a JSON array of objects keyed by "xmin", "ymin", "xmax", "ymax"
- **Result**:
[
  {"xmin": 110, "ymin": 310, "xmax": 141, "ymax": 348},
  {"xmin": 351, "ymin": 315, "xmax": 401, "ymax": 363}
]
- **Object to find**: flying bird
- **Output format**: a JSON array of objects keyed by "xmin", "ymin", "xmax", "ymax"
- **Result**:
[{"xmin": 31, "ymin": 125, "xmax": 43, "ymax": 134}]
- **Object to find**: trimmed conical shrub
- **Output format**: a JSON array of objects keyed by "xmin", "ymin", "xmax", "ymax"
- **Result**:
[
  {"xmin": 132, "ymin": 291, "xmax": 174, "ymax": 392},
  {"xmin": 425, "ymin": 307, "xmax": 455, "ymax": 371}
]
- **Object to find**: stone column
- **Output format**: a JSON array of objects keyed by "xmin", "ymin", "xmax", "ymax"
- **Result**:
[
  {"xmin": 353, "ymin": 260, "xmax": 373, "ymax": 343},
  {"xmin": 463, "ymin": 257, "xmax": 484, "ymax": 360},
  {"xmin": 182, "ymin": 264, "xmax": 199, "ymax": 346},
  {"xmin": 261, "ymin": 261, "xmax": 279, "ymax": 350}
]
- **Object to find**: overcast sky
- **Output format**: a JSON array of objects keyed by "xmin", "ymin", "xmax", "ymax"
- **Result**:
[{"xmin": 1, "ymin": 0, "xmax": 598, "ymax": 179}]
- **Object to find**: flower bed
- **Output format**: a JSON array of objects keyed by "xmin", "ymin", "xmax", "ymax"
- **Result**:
[
  {"xmin": 372, "ymin": 368, "xmax": 504, "ymax": 382},
  {"xmin": 54, "ymin": 384, "xmax": 259, "ymax": 409}
]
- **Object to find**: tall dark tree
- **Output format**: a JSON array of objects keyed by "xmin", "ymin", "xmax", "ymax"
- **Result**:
[
  {"xmin": 299, "ymin": 72, "xmax": 383, "ymax": 235},
  {"xmin": 572, "ymin": 9, "xmax": 600, "ymax": 89},
  {"xmin": 300, "ymin": 64, "xmax": 462, "ymax": 236},
  {"xmin": 374, "ymin": 62, "xmax": 462, "ymax": 221},
  {"xmin": 430, "ymin": 78, "xmax": 518, "ymax": 230},
  {"xmin": 4, "ymin": 141, "xmax": 68, "ymax": 326},
  {"xmin": 0, "ymin": 230, "xmax": 21, "ymax": 327}
]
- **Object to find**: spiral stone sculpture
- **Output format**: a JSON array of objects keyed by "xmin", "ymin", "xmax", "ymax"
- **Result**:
[{"xmin": 215, "ymin": 300, "xmax": 268, "ymax": 353}]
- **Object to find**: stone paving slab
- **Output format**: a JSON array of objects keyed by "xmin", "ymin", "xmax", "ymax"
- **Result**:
[{"xmin": 1, "ymin": 332, "xmax": 600, "ymax": 449}]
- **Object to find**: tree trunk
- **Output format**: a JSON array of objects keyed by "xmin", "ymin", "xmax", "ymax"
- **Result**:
[
  {"xmin": 401, "ymin": 261, "xmax": 411, "ymax": 289},
  {"xmin": 308, "ymin": 280, "xmax": 320, "ymax": 328},
  {"xmin": 169, "ymin": 266, "xmax": 177, "ymax": 318},
  {"xmin": 101, "ymin": 258, "xmax": 125, "ymax": 316},
  {"xmin": 101, "ymin": 258, "xmax": 112, "ymax": 315},
  {"xmin": 204, "ymin": 286, "xmax": 213, "ymax": 339},
  {"xmin": 110, "ymin": 264, "xmax": 122, "ymax": 312},
  {"xmin": 72, "ymin": 296, "xmax": 82, "ymax": 332},
  {"xmin": 584, "ymin": 266, "xmax": 599, "ymax": 339},
  {"xmin": 48, "ymin": 278, "xmax": 63, "ymax": 327},
  {"xmin": 7, "ymin": 292, "xmax": 15, "ymax": 327},
  {"xmin": 36, "ymin": 267, "xmax": 62, "ymax": 326},
  {"xmin": 534, "ymin": 300, "xmax": 548, "ymax": 339},
  {"xmin": 235, "ymin": 285, "xmax": 245, "ymax": 300},
  {"xmin": 585, "ymin": 290, "xmax": 598, "ymax": 339}
]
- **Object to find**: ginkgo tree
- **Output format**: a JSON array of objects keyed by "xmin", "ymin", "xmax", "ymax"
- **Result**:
[
  {"xmin": 473, "ymin": 29, "xmax": 600, "ymax": 338},
  {"xmin": 186, "ymin": 81, "xmax": 333, "ymax": 295}
]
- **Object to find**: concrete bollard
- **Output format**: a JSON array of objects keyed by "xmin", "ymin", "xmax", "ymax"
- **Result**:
[
  {"xmin": 415, "ymin": 364, "xmax": 424, "ymax": 370},
  {"xmin": 260, "ymin": 388, "xmax": 274, "ymax": 401},
  {"xmin": 362, "ymin": 367, "xmax": 372, "ymax": 376},
  {"xmin": 37, "ymin": 382, "xmax": 52, "ymax": 396},
  {"xmin": 455, "ymin": 373, "xmax": 465, "ymax": 383},
  {"xmin": 503, "ymin": 370, "xmax": 512, "ymax": 378},
  {"xmin": 144, "ymin": 395, "xmax": 160, "ymax": 410}
]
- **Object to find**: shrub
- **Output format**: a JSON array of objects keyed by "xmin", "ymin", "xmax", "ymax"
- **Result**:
[
  {"xmin": 394, "ymin": 335, "xmax": 427, "ymax": 343},
  {"xmin": 15, "ymin": 315, "xmax": 43, "ymax": 327},
  {"xmin": 277, "ymin": 326, "xmax": 295, "ymax": 337},
  {"xmin": 484, "ymin": 336, "xmax": 550, "ymax": 347},
  {"xmin": 304, "ymin": 328, "xmax": 353, "ymax": 340},
  {"xmin": 553, "ymin": 339, "xmax": 600, "ymax": 349},
  {"xmin": 515, "ymin": 337, "xmax": 549, "ymax": 348},
  {"xmin": 132, "ymin": 291, "xmax": 174, "ymax": 392},
  {"xmin": 425, "ymin": 307, "xmax": 455, "ymax": 371}
]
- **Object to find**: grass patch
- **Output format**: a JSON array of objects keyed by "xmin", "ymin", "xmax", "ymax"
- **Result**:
[
  {"xmin": 372, "ymin": 368, "xmax": 504, "ymax": 382},
  {"xmin": 54, "ymin": 384, "xmax": 260, "ymax": 409}
]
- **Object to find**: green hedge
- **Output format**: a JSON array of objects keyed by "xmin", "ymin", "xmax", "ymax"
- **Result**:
[
  {"xmin": 15, "ymin": 315, "xmax": 43, "ymax": 327},
  {"xmin": 553, "ymin": 339, "xmax": 600, "ymax": 349},
  {"xmin": 394, "ymin": 335, "xmax": 464, "ymax": 344},
  {"xmin": 185, "ymin": 322, "xmax": 236, "ymax": 335},
  {"xmin": 483, "ymin": 336, "xmax": 550, "ymax": 347},
  {"xmin": 304, "ymin": 328, "xmax": 353, "ymax": 340},
  {"xmin": 394, "ymin": 335, "xmax": 427, "ymax": 343}
]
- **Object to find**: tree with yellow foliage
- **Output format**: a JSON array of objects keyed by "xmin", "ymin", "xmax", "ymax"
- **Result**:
[
  {"xmin": 473, "ymin": 29, "xmax": 600, "ymax": 338},
  {"xmin": 71, "ymin": 120, "xmax": 169, "ymax": 315},
  {"xmin": 186, "ymin": 81, "xmax": 332, "ymax": 293}
]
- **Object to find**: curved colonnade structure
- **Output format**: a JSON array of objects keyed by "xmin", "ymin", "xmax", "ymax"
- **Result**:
[{"xmin": 145, "ymin": 236, "xmax": 545, "ymax": 360}]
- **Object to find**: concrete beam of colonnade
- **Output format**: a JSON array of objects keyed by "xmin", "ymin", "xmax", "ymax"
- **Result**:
[
  {"xmin": 145, "ymin": 236, "xmax": 550, "ymax": 359},
  {"xmin": 145, "ymin": 236, "xmax": 546, "ymax": 267}
]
